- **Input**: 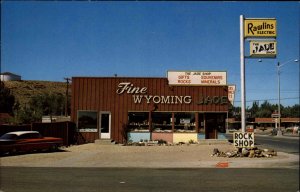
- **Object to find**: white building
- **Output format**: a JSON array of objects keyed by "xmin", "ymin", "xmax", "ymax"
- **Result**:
[{"xmin": 0, "ymin": 72, "xmax": 21, "ymax": 81}]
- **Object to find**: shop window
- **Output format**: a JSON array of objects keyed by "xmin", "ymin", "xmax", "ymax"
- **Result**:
[
  {"xmin": 216, "ymin": 113, "xmax": 226, "ymax": 133},
  {"xmin": 78, "ymin": 111, "xmax": 98, "ymax": 132},
  {"xmin": 174, "ymin": 112, "xmax": 196, "ymax": 132},
  {"xmin": 152, "ymin": 112, "xmax": 172, "ymax": 132},
  {"xmin": 128, "ymin": 112, "xmax": 149, "ymax": 132}
]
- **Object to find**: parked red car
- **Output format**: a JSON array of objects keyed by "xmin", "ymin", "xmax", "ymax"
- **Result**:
[{"xmin": 0, "ymin": 131, "xmax": 63, "ymax": 155}]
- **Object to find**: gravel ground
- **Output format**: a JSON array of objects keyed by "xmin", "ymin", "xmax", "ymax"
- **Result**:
[{"xmin": 0, "ymin": 143, "xmax": 299, "ymax": 168}]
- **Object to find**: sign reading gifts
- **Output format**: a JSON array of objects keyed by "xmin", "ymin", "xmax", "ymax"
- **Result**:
[{"xmin": 167, "ymin": 71, "xmax": 227, "ymax": 86}]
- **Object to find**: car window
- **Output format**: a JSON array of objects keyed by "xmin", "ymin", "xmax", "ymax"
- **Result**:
[
  {"xmin": 0, "ymin": 133, "xmax": 17, "ymax": 140},
  {"xmin": 18, "ymin": 133, "xmax": 42, "ymax": 139}
]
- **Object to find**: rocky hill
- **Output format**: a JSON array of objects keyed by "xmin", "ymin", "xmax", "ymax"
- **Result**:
[{"xmin": 3, "ymin": 80, "xmax": 70, "ymax": 108}]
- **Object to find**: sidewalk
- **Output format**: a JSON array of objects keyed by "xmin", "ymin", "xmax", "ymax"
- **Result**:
[{"xmin": 1, "ymin": 143, "xmax": 299, "ymax": 169}]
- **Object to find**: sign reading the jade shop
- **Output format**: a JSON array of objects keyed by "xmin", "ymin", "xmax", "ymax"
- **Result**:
[
  {"xmin": 167, "ymin": 71, "xmax": 227, "ymax": 86},
  {"xmin": 116, "ymin": 82, "xmax": 228, "ymax": 105},
  {"xmin": 250, "ymin": 41, "xmax": 277, "ymax": 58}
]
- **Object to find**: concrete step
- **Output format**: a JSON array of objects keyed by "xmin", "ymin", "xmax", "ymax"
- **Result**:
[
  {"xmin": 94, "ymin": 139, "xmax": 115, "ymax": 145},
  {"xmin": 198, "ymin": 139, "xmax": 229, "ymax": 145}
]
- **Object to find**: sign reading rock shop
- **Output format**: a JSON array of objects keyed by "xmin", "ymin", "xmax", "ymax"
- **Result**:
[
  {"xmin": 167, "ymin": 71, "xmax": 227, "ymax": 86},
  {"xmin": 233, "ymin": 132, "xmax": 255, "ymax": 148},
  {"xmin": 250, "ymin": 41, "xmax": 277, "ymax": 58},
  {"xmin": 244, "ymin": 19, "xmax": 277, "ymax": 38}
]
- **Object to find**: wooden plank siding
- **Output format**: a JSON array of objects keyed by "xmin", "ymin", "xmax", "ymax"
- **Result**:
[{"xmin": 71, "ymin": 77, "xmax": 229, "ymax": 143}]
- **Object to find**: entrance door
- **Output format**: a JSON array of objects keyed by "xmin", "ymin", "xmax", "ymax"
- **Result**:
[
  {"xmin": 100, "ymin": 112, "xmax": 111, "ymax": 139},
  {"xmin": 205, "ymin": 114, "xmax": 217, "ymax": 139}
]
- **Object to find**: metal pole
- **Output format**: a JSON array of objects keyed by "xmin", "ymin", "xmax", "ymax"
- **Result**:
[
  {"xmin": 240, "ymin": 15, "xmax": 246, "ymax": 132},
  {"xmin": 277, "ymin": 62, "xmax": 282, "ymax": 136}
]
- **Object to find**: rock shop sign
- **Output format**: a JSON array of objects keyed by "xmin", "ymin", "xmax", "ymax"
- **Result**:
[{"xmin": 233, "ymin": 132, "xmax": 255, "ymax": 148}]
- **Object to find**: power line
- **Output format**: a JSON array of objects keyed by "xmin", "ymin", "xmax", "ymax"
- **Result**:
[{"xmin": 234, "ymin": 97, "xmax": 300, "ymax": 103}]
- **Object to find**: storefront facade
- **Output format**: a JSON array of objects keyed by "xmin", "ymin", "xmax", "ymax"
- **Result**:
[{"xmin": 71, "ymin": 77, "xmax": 229, "ymax": 144}]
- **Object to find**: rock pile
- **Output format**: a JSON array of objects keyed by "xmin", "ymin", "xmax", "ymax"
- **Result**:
[{"xmin": 212, "ymin": 147, "xmax": 277, "ymax": 158}]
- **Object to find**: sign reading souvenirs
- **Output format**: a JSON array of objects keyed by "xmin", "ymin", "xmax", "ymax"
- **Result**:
[
  {"xmin": 233, "ymin": 132, "xmax": 255, "ymax": 148},
  {"xmin": 250, "ymin": 41, "xmax": 277, "ymax": 58},
  {"xmin": 167, "ymin": 71, "xmax": 227, "ymax": 86},
  {"xmin": 116, "ymin": 82, "xmax": 228, "ymax": 105},
  {"xmin": 244, "ymin": 19, "xmax": 277, "ymax": 38}
]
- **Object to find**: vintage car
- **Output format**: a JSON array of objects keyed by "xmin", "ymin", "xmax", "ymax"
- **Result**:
[{"xmin": 0, "ymin": 131, "xmax": 63, "ymax": 155}]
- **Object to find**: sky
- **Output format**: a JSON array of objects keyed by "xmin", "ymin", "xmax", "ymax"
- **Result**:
[{"xmin": 1, "ymin": 1, "xmax": 299, "ymax": 107}]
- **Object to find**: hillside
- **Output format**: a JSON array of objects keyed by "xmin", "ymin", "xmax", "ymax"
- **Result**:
[{"xmin": 4, "ymin": 80, "xmax": 70, "ymax": 109}]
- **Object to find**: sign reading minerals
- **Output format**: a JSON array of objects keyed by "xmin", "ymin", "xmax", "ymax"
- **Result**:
[
  {"xmin": 244, "ymin": 19, "xmax": 276, "ymax": 38},
  {"xmin": 167, "ymin": 71, "xmax": 227, "ymax": 86}
]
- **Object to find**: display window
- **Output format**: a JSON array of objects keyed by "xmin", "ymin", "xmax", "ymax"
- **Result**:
[
  {"xmin": 128, "ymin": 112, "xmax": 149, "ymax": 132},
  {"xmin": 174, "ymin": 112, "xmax": 196, "ymax": 132},
  {"xmin": 77, "ymin": 111, "xmax": 98, "ymax": 132},
  {"xmin": 152, "ymin": 112, "xmax": 172, "ymax": 132}
]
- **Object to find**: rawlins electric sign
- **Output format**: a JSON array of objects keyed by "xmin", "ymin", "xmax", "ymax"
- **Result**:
[{"xmin": 244, "ymin": 19, "xmax": 276, "ymax": 38}]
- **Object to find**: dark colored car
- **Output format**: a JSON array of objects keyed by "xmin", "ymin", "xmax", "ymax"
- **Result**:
[{"xmin": 0, "ymin": 131, "xmax": 63, "ymax": 155}]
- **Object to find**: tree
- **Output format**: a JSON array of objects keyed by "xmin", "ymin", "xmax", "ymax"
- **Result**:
[{"xmin": 0, "ymin": 82, "xmax": 15, "ymax": 114}]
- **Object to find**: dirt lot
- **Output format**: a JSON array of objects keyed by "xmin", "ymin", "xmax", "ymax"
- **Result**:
[{"xmin": 0, "ymin": 143, "xmax": 298, "ymax": 168}]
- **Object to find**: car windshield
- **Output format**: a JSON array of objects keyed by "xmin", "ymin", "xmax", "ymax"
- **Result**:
[{"xmin": 0, "ymin": 133, "xmax": 18, "ymax": 140}]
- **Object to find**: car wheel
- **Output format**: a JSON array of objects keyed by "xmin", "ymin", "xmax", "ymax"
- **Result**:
[
  {"xmin": 49, "ymin": 145, "xmax": 58, "ymax": 152},
  {"xmin": 10, "ymin": 148, "xmax": 17, "ymax": 155}
]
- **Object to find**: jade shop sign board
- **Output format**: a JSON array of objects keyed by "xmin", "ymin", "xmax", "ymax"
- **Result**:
[
  {"xmin": 250, "ymin": 41, "xmax": 277, "ymax": 58},
  {"xmin": 167, "ymin": 71, "xmax": 227, "ymax": 86},
  {"xmin": 233, "ymin": 132, "xmax": 255, "ymax": 148},
  {"xmin": 244, "ymin": 19, "xmax": 276, "ymax": 38}
]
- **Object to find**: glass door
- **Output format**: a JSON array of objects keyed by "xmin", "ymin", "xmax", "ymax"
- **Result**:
[{"xmin": 100, "ymin": 112, "xmax": 111, "ymax": 139}]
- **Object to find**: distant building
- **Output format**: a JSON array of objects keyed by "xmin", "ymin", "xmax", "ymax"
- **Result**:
[{"xmin": 0, "ymin": 72, "xmax": 21, "ymax": 81}]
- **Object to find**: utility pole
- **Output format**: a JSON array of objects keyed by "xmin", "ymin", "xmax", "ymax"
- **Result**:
[{"xmin": 64, "ymin": 77, "xmax": 71, "ymax": 117}]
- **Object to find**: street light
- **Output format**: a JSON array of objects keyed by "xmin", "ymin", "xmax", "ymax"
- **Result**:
[
  {"xmin": 276, "ymin": 59, "xmax": 298, "ymax": 136},
  {"xmin": 258, "ymin": 59, "xmax": 299, "ymax": 136}
]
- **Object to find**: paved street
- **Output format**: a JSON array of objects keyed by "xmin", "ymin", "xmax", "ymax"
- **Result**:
[
  {"xmin": 0, "ymin": 167, "xmax": 299, "ymax": 192},
  {"xmin": 254, "ymin": 135, "xmax": 299, "ymax": 154}
]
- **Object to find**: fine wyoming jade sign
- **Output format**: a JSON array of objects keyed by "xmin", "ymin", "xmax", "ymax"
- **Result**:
[{"xmin": 233, "ymin": 132, "xmax": 255, "ymax": 148}]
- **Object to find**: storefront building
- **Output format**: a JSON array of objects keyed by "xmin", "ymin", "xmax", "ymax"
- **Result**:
[{"xmin": 71, "ymin": 76, "xmax": 229, "ymax": 144}]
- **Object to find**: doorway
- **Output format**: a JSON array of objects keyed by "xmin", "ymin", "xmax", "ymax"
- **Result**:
[{"xmin": 99, "ymin": 112, "xmax": 111, "ymax": 139}]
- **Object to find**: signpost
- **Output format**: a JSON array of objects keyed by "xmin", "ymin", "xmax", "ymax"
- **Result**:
[{"xmin": 240, "ymin": 16, "xmax": 277, "ymax": 133}]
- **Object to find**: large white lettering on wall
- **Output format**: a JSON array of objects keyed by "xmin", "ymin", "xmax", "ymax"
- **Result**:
[
  {"xmin": 116, "ymin": 82, "xmax": 147, "ymax": 94},
  {"xmin": 132, "ymin": 95, "xmax": 192, "ymax": 104},
  {"xmin": 116, "ymin": 82, "xmax": 227, "ymax": 105},
  {"xmin": 116, "ymin": 82, "xmax": 191, "ymax": 105}
]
